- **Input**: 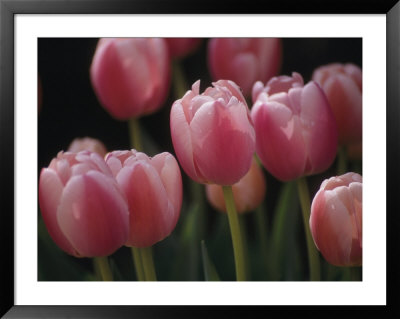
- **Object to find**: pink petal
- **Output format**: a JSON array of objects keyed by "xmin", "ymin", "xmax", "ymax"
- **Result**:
[
  {"xmin": 190, "ymin": 100, "xmax": 254, "ymax": 185},
  {"xmin": 255, "ymin": 38, "xmax": 282, "ymax": 83},
  {"xmin": 300, "ymin": 82, "xmax": 338, "ymax": 175},
  {"xmin": 323, "ymin": 74, "xmax": 362, "ymax": 144},
  {"xmin": 57, "ymin": 171, "xmax": 129, "ymax": 257},
  {"xmin": 252, "ymin": 81, "xmax": 265, "ymax": 103},
  {"xmin": 231, "ymin": 53, "xmax": 258, "ymax": 95},
  {"xmin": 251, "ymin": 100, "xmax": 307, "ymax": 181},
  {"xmin": 39, "ymin": 168, "xmax": 77, "ymax": 256},
  {"xmin": 150, "ymin": 152, "xmax": 183, "ymax": 213},
  {"xmin": 90, "ymin": 39, "xmax": 143, "ymax": 120},
  {"xmin": 117, "ymin": 163, "xmax": 176, "ymax": 247},
  {"xmin": 213, "ymin": 80, "xmax": 247, "ymax": 106},
  {"xmin": 170, "ymin": 101, "xmax": 202, "ymax": 182}
]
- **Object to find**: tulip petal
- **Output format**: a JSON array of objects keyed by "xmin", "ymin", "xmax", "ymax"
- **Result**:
[
  {"xmin": 91, "ymin": 39, "xmax": 144, "ymax": 119},
  {"xmin": 232, "ymin": 53, "xmax": 258, "ymax": 95},
  {"xmin": 321, "ymin": 189, "xmax": 354, "ymax": 265},
  {"xmin": 151, "ymin": 152, "xmax": 183, "ymax": 214},
  {"xmin": 143, "ymin": 38, "xmax": 171, "ymax": 114},
  {"xmin": 39, "ymin": 168, "xmax": 78, "ymax": 256},
  {"xmin": 252, "ymin": 100, "xmax": 307, "ymax": 181},
  {"xmin": 57, "ymin": 171, "xmax": 129, "ymax": 257},
  {"xmin": 170, "ymin": 102, "xmax": 203, "ymax": 182},
  {"xmin": 323, "ymin": 74, "xmax": 362, "ymax": 143},
  {"xmin": 190, "ymin": 100, "xmax": 254, "ymax": 185},
  {"xmin": 117, "ymin": 163, "xmax": 176, "ymax": 247},
  {"xmin": 300, "ymin": 82, "xmax": 338, "ymax": 174}
]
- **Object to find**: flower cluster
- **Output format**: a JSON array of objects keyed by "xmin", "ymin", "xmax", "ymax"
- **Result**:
[{"xmin": 39, "ymin": 149, "xmax": 182, "ymax": 257}]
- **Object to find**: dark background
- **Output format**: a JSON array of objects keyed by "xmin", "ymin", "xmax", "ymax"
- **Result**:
[{"xmin": 38, "ymin": 38, "xmax": 362, "ymax": 281}]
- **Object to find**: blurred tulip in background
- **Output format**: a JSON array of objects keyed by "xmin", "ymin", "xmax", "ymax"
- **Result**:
[
  {"xmin": 90, "ymin": 38, "xmax": 171, "ymax": 120},
  {"xmin": 206, "ymin": 158, "xmax": 266, "ymax": 214},
  {"xmin": 68, "ymin": 137, "xmax": 107, "ymax": 157},
  {"xmin": 165, "ymin": 38, "xmax": 202, "ymax": 59},
  {"xmin": 208, "ymin": 38, "xmax": 281, "ymax": 96}
]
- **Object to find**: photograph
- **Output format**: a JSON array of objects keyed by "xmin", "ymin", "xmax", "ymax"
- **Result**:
[{"xmin": 38, "ymin": 37, "xmax": 363, "ymax": 283}]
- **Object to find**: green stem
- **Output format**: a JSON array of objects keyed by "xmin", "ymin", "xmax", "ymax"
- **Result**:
[
  {"xmin": 131, "ymin": 247, "xmax": 145, "ymax": 281},
  {"xmin": 337, "ymin": 146, "xmax": 347, "ymax": 175},
  {"xmin": 222, "ymin": 185, "xmax": 246, "ymax": 281},
  {"xmin": 239, "ymin": 215, "xmax": 250, "ymax": 280},
  {"xmin": 172, "ymin": 60, "xmax": 188, "ymax": 99},
  {"xmin": 94, "ymin": 256, "xmax": 113, "ymax": 281},
  {"xmin": 255, "ymin": 202, "xmax": 269, "ymax": 270},
  {"xmin": 296, "ymin": 177, "xmax": 321, "ymax": 281},
  {"xmin": 140, "ymin": 246, "xmax": 157, "ymax": 281},
  {"xmin": 128, "ymin": 117, "xmax": 142, "ymax": 152}
]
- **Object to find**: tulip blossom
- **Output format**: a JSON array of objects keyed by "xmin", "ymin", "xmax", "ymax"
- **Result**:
[
  {"xmin": 208, "ymin": 38, "xmax": 281, "ymax": 96},
  {"xmin": 251, "ymin": 72, "xmax": 338, "ymax": 181},
  {"xmin": 165, "ymin": 38, "xmax": 202, "ymax": 59},
  {"xmin": 105, "ymin": 150, "xmax": 182, "ymax": 247},
  {"xmin": 39, "ymin": 151, "xmax": 129, "ymax": 257},
  {"xmin": 68, "ymin": 137, "xmax": 107, "ymax": 157},
  {"xmin": 312, "ymin": 63, "xmax": 362, "ymax": 145},
  {"xmin": 170, "ymin": 79, "xmax": 255, "ymax": 186},
  {"xmin": 206, "ymin": 159, "xmax": 266, "ymax": 214},
  {"xmin": 310, "ymin": 172, "xmax": 362, "ymax": 266},
  {"xmin": 90, "ymin": 38, "xmax": 171, "ymax": 120}
]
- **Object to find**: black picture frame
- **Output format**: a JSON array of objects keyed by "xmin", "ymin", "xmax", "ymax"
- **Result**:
[{"xmin": 1, "ymin": 0, "xmax": 399, "ymax": 317}]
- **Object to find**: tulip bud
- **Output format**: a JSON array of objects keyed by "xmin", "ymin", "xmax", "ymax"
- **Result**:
[
  {"xmin": 251, "ymin": 72, "xmax": 338, "ymax": 181},
  {"xmin": 208, "ymin": 38, "xmax": 281, "ymax": 96},
  {"xmin": 310, "ymin": 172, "xmax": 362, "ymax": 266},
  {"xmin": 90, "ymin": 38, "xmax": 171, "ymax": 120},
  {"xmin": 312, "ymin": 63, "xmax": 362, "ymax": 145},
  {"xmin": 170, "ymin": 79, "xmax": 255, "ymax": 186},
  {"xmin": 105, "ymin": 150, "xmax": 182, "ymax": 247},
  {"xmin": 206, "ymin": 159, "xmax": 266, "ymax": 214},
  {"xmin": 39, "ymin": 151, "xmax": 129, "ymax": 257},
  {"xmin": 68, "ymin": 137, "xmax": 107, "ymax": 157},
  {"xmin": 165, "ymin": 38, "xmax": 202, "ymax": 59}
]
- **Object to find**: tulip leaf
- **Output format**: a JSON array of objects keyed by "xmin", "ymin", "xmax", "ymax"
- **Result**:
[
  {"xmin": 268, "ymin": 181, "xmax": 299, "ymax": 280},
  {"xmin": 201, "ymin": 240, "xmax": 220, "ymax": 281},
  {"xmin": 169, "ymin": 203, "xmax": 201, "ymax": 280}
]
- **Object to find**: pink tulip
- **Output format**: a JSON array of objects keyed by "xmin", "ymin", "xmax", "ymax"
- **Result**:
[
  {"xmin": 208, "ymin": 38, "xmax": 281, "ymax": 96},
  {"xmin": 310, "ymin": 172, "xmax": 362, "ymax": 266},
  {"xmin": 90, "ymin": 38, "xmax": 171, "ymax": 120},
  {"xmin": 170, "ymin": 79, "xmax": 255, "ymax": 186},
  {"xmin": 39, "ymin": 151, "xmax": 129, "ymax": 257},
  {"xmin": 105, "ymin": 150, "xmax": 182, "ymax": 247},
  {"xmin": 68, "ymin": 137, "xmax": 107, "ymax": 157},
  {"xmin": 312, "ymin": 63, "xmax": 362, "ymax": 145},
  {"xmin": 206, "ymin": 159, "xmax": 266, "ymax": 214},
  {"xmin": 165, "ymin": 38, "xmax": 202, "ymax": 59},
  {"xmin": 251, "ymin": 72, "xmax": 338, "ymax": 181}
]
